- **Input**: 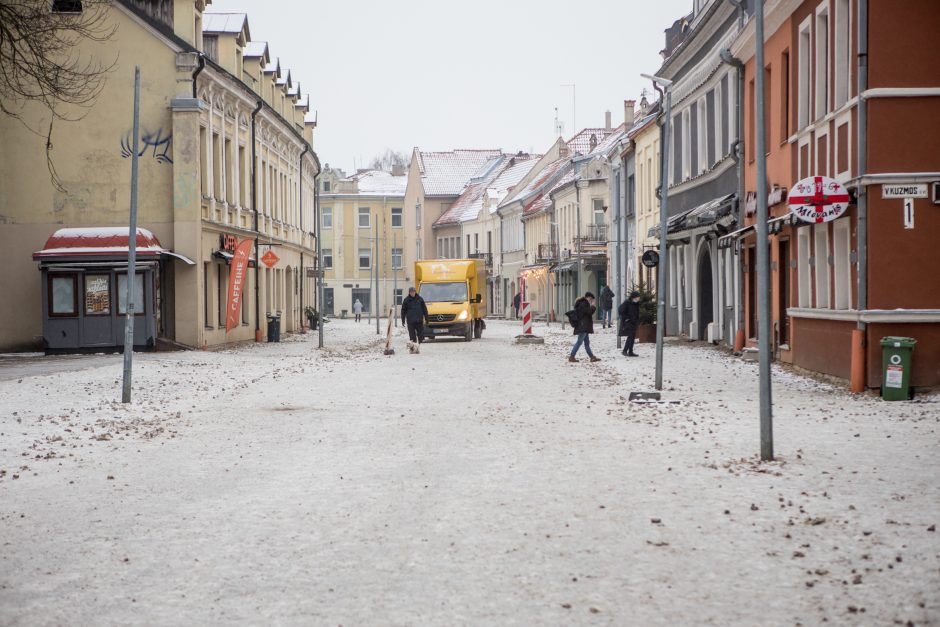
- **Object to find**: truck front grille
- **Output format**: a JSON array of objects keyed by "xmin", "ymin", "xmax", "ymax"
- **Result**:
[{"xmin": 429, "ymin": 314, "xmax": 456, "ymax": 323}]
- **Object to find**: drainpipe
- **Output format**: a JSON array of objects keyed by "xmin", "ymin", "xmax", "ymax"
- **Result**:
[
  {"xmin": 191, "ymin": 53, "xmax": 205, "ymax": 99},
  {"xmin": 720, "ymin": 48, "xmax": 747, "ymax": 353},
  {"xmin": 299, "ymin": 145, "xmax": 309, "ymax": 323},
  {"xmin": 250, "ymin": 99, "xmax": 263, "ymax": 341},
  {"xmin": 726, "ymin": 0, "xmax": 746, "ymax": 27},
  {"xmin": 851, "ymin": 0, "xmax": 869, "ymax": 393}
]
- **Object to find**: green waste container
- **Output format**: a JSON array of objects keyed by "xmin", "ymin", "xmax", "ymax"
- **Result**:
[{"xmin": 880, "ymin": 336, "xmax": 916, "ymax": 401}]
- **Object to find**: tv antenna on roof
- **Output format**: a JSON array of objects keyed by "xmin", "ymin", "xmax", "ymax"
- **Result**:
[{"xmin": 554, "ymin": 107, "xmax": 565, "ymax": 137}]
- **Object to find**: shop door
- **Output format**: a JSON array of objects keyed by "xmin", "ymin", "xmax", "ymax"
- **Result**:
[
  {"xmin": 323, "ymin": 288, "xmax": 335, "ymax": 317},
  {"xmin": 698, "ymin": 248, "xmax": 714, "ymax": 341},
  {"xmin": 778, "ymin": 240, "xmax": 790, "ymax": 346},
  {"xmin": 82, "ymin": 273, "xmax": 114, "ymax": 347}
]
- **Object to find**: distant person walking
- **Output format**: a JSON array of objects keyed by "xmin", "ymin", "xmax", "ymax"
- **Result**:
[
  {"xmin": 599, "ymin": 285, "xmax": 615, "ymax": 328},
  {"xmin": 512, "ymin": 292, "xmax": 521, "ymax": 319},
  {"xmin": 618, "ymin": 291, "xmax": 641, "ymax": 357},
  {"xmin": 568, "ymin": 292, "xmax": 600, "ymax": 363},
  {"xmin": 401, "ymin": 287, "xmax": 429, "ymax": 351},
  {"xmin": 353, "ymin": 298, "xmax": 363, "ymax": 323}
]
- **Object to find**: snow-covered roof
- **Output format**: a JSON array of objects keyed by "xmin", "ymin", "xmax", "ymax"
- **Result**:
[
  {"xmin": 348, "ymin": 170, "xmax": 408, "ymax": 196},
  {"xmin": 33, "ymin": 227, "xmax": 167, "ymax": 258},
  {"xmin": 243, "ymin": 41, "xmax": 268, "ymax": 59},
  {"xmin": 434, "ymin": 155, "xmax": 540, "ymax": 227},
  {"xmin": 524, "ymin": 167, "xmax": 578, "ymax": 217},
  {"xmin": 295, "ymin": 94, "xmax": 309, "ymax": 110},
  {"xmin": 418, "ymin": 149, "xmax": 505, "ymax": 196},
  {"xmin": 505, "ymin": 156, "xmax": 570, "ymax": 209},
  {"xmin": 202, "ymin": 12, "xmax": 248, "ymax": 37}
]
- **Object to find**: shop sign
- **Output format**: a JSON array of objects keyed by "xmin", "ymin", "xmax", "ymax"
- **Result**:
[
  {"xmin": 220, "ymin": 233, "xmax": 239, "ymax": 252},
  {"xmin": 641, "ymin": 250, "xmax": 660, "ymax": 268},
  {"xmin": 225, "ymin": 238, "xmax": 253, "ymax": 332},
  {"xmin": 261, "ymin": 249, "xmax": 280, "ymax": 268},
  {"xmin": 788, "ymin": 175, "xmax": 850, "ymax": 224},
  {"xmin": 882, "ymin": 184, "xmax": 927, "ymax": 199}
]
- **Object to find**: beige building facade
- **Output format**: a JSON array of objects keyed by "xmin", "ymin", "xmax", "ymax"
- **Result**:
[
  {"xmin": 0, "ymin": 0, "xmax": 319, "ymax": 351},
  {"xmin": 632, "ymin": 112, "xmax": 662, "ymax": 290}
]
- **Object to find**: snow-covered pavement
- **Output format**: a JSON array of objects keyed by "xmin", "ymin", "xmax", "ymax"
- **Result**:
[{"xmin": 0, "ymin": 319, "xmax": 937, "ymax": 625}]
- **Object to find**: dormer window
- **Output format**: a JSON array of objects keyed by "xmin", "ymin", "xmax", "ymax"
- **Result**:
[
  {"xmin": 51, "ymin": 0, "xmax": 82, "ymax": 12},
  {"xmin": 203, "ymin": 35, "xmax": 218, "ymax": 62}
]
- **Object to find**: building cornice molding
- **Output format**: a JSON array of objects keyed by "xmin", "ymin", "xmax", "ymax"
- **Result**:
[{"xmin": 787, "ymin": 308, "xmax": 940, "ymax": 323}]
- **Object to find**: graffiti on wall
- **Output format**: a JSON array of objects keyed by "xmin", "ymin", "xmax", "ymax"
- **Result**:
[{"xmin": 120, "ymin": 127, "xmax": 173, "ymax": 164}]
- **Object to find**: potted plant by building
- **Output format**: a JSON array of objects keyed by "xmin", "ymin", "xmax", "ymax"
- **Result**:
[
  {"xmin": 634, "ymin": 286, "xmax": 657, "ymax": 343},
  {"xmin": 304, "ymin": 305, "xmax": 319, "ymax": 330}
]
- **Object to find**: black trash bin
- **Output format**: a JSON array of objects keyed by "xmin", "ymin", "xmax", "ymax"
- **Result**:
[{"xmin": 266, "ymin": 312, "xmax": 281, "ymax": 342}]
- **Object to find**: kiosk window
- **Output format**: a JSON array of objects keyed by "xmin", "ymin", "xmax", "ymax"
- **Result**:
[
  {"xmin": 84, "ymin": 274, "xmax": 111, "ymax": 315},
  {"xmin": 117, "ymin": 273, "xmax": 145, "ymax": 315},
  {"xmin": 50, "ymin": 274, "xmax": 78, "ymax": 316}
]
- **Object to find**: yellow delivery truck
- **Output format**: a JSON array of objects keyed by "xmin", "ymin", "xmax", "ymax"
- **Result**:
[{"xmin": 415, "ymin": 259, "xmax": 487, "ymax": 341}]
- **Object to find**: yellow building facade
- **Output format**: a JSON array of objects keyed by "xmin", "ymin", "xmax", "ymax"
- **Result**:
[
  {"xmin": 0, "ymin": 0, "xmax": 319, "ymax": 351},
  {"xmin": 633, "ymin": 115, "xmax": 661, "ymax": 290}
]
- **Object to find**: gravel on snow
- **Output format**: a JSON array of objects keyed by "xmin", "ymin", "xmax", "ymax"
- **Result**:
[{"xmin": 0, "ymin": 319, "xmax": 937, "ymax": 626}]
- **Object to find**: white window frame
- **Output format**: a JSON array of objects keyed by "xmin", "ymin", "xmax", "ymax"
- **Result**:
[
  {"xmin": 322, "ymin": 248, "xmax": 333, "ymax": 269},
  {"xmin": 358, "ymin": 207, "xmax": 371, "ymax": 229},
  {"xmin": 815, "ymin": 2, "xmax": 830, "ymax": 121},
  {"xmin": 816, "ymin": 126, "xmax": 830, "ymax": 178},
  {"xmin": 797, "ymin": 228, "xmax": 811, "ymax": 307},
  {"xmin": 669, "ymin": 246, "xmax": 679, "ymax": 304},
  {"xmin": 834, "ymin": 0, "xmax": 851, "ymax": 109},
  {"xmin": 832, "ymin": 218, "xmax": 851, "ymax": 310},
  {"xmin": 681, "ymin": 108, "xmax": 692, "ymax": 181},
  {"xmin": 358, "ymin": 247, "xmax": 372, "ymax": 270},
  {"xmin": 834, "ymin": 110, "xmax": 852, "ymax": 182},
  {"xmin": 797, "ymin": 134, "xmax": 813, "ymax": 179},
  {"xmin": 391, "ymin": 207, "xmax": 403, "ymax": 228},
  {"xmin": 322, "ymin": 206, "xmax": 332, "ymax": 229},
  {"xmin": 714, "ymin": 84, "xmax": 724, "ymax": 165},
  {"xmin": 798, "ymin": 17, "xmax": 812, "ymax": 130},
  {"xmin": 697, "ymin": 97, "xmax": 707, "ymax": 174},
  {"xmin": 813, "ymin": 223, "xmax": 830, "ymax": 308},
  {"xmin": 391, "ymin": 247, "xmax": 403, "ymax": 269}
]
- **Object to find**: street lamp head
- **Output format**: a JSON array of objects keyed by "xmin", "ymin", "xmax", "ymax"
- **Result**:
[{"xmin": 640, "ymin": 73, "xmax": 673, "ymax": 88}]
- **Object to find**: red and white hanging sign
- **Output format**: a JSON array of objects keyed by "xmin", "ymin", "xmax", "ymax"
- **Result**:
[{"xmin": 788, "ymin": 175, "xmax": 851, "ymax": 224}]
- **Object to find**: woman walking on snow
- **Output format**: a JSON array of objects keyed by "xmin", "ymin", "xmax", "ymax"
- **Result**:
[
  {"xmin": 353, "ymin": 298, "xmax": 363, "ymax": 322},
  {"xmin": 569, "ymin": 292, "xmax": 600, "ymax": 363}
]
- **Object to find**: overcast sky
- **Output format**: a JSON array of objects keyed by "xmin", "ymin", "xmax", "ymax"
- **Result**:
[{"xmin": 208, "ymin": 0, "xmax": 693, "ymax": 173}]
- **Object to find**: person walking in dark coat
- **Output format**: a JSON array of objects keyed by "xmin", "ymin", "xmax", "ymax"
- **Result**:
[
  {"xmin": 618, "ymin": 291, "xmax": 641, "ymax": 357},
  {"xmin": 401, "ymin": 287, "xmax": 429, "ymax": 346},
  {"xmin": 569, "ymin": 292, "xmax": 600, "ymax": 363},
  {"xmin": 512, "ymin": 292, "xmax": 521, "ymax": 319},
  {"xmin": 599, "ymin": 285, "xmax": 615, "ymax": 328}
]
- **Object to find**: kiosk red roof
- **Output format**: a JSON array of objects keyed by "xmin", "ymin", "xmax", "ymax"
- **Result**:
[{"xmin": 33, "ymin": 227, "xmax": 168, "ymax": 258}]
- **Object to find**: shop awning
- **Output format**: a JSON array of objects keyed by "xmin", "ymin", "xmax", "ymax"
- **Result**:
[
  {"xmin": 213, "ymin": 249, "xmax": 257, "ymax": 267},
  {"xmin": 648, "ymin": 193, "xmax": 736, "ymax": 239},
  {"xmin": 551, "ymin": 260, "xmax": 577, "ymax": 272},
  {"xmin": 33, "ymin": 227, "xmax": 194, "ymax": 264}
]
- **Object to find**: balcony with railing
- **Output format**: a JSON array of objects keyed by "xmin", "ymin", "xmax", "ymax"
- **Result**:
[
  {"xmin": 536, "ymin": 243, "xmax": 557, "ymax": 263},
  {"xmin": 574, "ymin": 224, "xmax": 608, "ymax": 253},
  {"xmin": 468, "ymin": 251, "xmax": 493, "ymax": 267}
]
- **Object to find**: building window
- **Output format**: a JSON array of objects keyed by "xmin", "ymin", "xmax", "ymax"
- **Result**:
[
  {"xmin": 49, "ymin": 274, "xmax": 78, "ymax": 316},
  {"xmin": 834, "ymin": 0, "xmax": 850, "ymax": 108},
  {"xmin": 322, "ymin": 180, "xmax": 331, "ymax": 192},
  {"xmin": 212, "ymin": 132, "xmax": 221, "ymax": 200},
  {"xmin": 351, "ymin": 288, "xmax": 371, "ymax": 313},
  {"xmin": 797, "ymin": 228, "xmax": 811, "ymax": 308},
  {"xmin": 83, "ymin": 274, "xmax": 111, "ymax": 315},
  {"xmin": 696, "ymin": 97, "xmax": 707, "ymax": 174},
  {"xmin": 395, "ymin": 288, "xmax": 403, "ymax": 306},
  {"xmin": 203, "ymin": 262, "xmax": 211, "ymax": 327},
  {"xmin": 322, "ymin": 207, "xmax": 332, "ymax": 229},
  {"xmin": 815, "ymin": 4, "xmax": 830, "ymax": 120},
  {"xmin": 798, "ymin": 19, "xmax": 811, "ymax": 129},
  {"xmin": 714, "ymin": 85, "xmax": 723, "ymax": 165},
  {"xmin": 199, "ymin": 126, "xmax": 209, "ymax": 197},
  {"xmin": 51, "ymin": 0, "xmax": 82, "ymax": 12},
  {"xmin": 748, "ymin": 78, "xmax": 756, "ymax": 161},
  {"xmin": 358, "ymin": 247, "xmax": 371, "ymax": 269},
  {"xmin": 117, "ymin": 273, "xmax": 145, "ymax": 315},
  {"xmin": 416, "ymin": 204, "xmax": 422, "ymax": 229},
  {"xmin": 681, "ymin": 108, "xmax": 691, "ymax": 180},
  {"xmin": 322, "ymin": 248, "xmax": 333, "ymax": 269},
  {"xmin": 832, "ymin": 218, "xmax": 851, "ymax": 310},
  {"xmin": 415, "ymin": 239, "xmax": 421, "ymax": 261},
  {"xmin": 391, "ymin": 207, "xmax": 402, "ymax": 227},
  {"xmin": 781, "ymin": 51, "xmax": 791, "ymax": 142},
  {"xmin": 391, "ymin": 247, "xmax": 402, "ymax": 269},
  {"xmin": 358, "ymin": 207, "xmax": 370, "ymax": 228},
  {"xmin": 813, "ymin": 223, "xmax": 830, "ymax": 308},
  {"xmin": 238, "ymin": 145, "xmax": 247, "ymax": 207},
  {"xmin": 203, "ymin": 35, "xmax": 219, "ymax": 62},
  {"xmin": 218, "ymin": 263, "xmax": 225, "ymax": 327}
]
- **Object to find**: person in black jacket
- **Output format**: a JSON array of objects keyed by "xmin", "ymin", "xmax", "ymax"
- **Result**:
[
  {"xmin": 401, "ymin": 287, "xmax": 429, "ymax": 347},
  {"xmin": 568, "ymin": 292, "xmax": 600, "ymax": 363},
  {"xmin": 599, "ymin": 285, "xmax": 615, "ymax": 328},
  {"xmin": 618, "ymin": 291, "xmax": 641, "ymax": 357}
]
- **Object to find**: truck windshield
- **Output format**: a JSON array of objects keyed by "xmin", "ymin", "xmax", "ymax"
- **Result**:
[{"xmin": 420, "ymin": 282, "xmax": 468, "ymax": 302}]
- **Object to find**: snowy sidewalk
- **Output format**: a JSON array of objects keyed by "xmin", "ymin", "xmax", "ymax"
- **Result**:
[{"xmin": 0, "ymin": 319, "xmax": 937, "ymax": 625}]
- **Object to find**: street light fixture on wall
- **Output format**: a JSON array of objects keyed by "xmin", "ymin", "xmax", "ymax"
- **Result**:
[{"xmin": 641, "ymin": 73, "xmax": 673, "ymax": 392}]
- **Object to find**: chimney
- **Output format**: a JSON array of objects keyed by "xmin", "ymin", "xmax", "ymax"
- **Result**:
[
  {"xmin": 604, "ymin": 110, "xmax": 612, "ymax": 131},
  {"xmin": 624, "ymin": 100, "xmax": 636, "ymax": 128},
  {"xmin": 391, "ymin": 164, "xmax": 405, "ymax": 176}
]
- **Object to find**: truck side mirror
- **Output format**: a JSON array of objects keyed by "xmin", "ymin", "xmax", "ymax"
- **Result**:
[{"xmin": 475, "ymin": 294, "xmax": 482, "ymax": 303}]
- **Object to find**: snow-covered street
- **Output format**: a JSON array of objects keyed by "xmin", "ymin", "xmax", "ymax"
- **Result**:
[{"xmin": 0, "ymin": 319, "xmax": 937, "ymax": 625}]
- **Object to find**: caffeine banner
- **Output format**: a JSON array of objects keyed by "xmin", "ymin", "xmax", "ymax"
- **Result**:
[{"xmin": 225, "ymin": 238, "xmax": 253, "ymax": 332}]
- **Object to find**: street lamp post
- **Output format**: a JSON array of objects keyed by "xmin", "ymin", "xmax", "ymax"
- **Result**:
[{"xmin": 641, "ymin": 73, "xmax": 673, "ymax": 392}]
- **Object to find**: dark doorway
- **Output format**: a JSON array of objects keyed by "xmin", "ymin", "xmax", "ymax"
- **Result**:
[
  {"xmin": 323, "ymin": 288, "xmax": 334, "ymax": 317},
  {"xmin": 697, "ymin": 247, "xmax": 713, "ymax": 341},
  {"xmin": 778, "ymin": 239, "xmax": 790, "ymax": 346},
  {"xmin": 747, "ymin": 246, "xmax": 757, "ymax": 339}
]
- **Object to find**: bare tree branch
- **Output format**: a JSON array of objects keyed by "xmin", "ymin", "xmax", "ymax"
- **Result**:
[{"xmin": 0, "ymin": 0, "xmax": 118, "ymax": 190}]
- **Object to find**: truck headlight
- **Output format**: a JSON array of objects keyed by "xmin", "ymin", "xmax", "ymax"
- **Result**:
[{"xmin": 458, "ymin": 310, "xmax": 469, "ymax": 320}]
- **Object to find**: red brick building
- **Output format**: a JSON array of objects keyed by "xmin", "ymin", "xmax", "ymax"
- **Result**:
[{"xmin": 730, "ymin": 0, "xmax": 940, "ymax": 389}]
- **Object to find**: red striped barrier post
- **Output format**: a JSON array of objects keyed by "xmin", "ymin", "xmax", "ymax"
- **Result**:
[{"xmin": 521, "ymin": 301, "xmax": 533, "ymax": 335}]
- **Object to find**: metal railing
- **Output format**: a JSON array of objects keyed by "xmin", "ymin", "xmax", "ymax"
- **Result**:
[
  {"xmin": 468, "ymin": 252, "xmax": 493, "ymax": 266},
  {"xmin": 536, "ymin": 243, "xmax": 557, "ymax": 263}
]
